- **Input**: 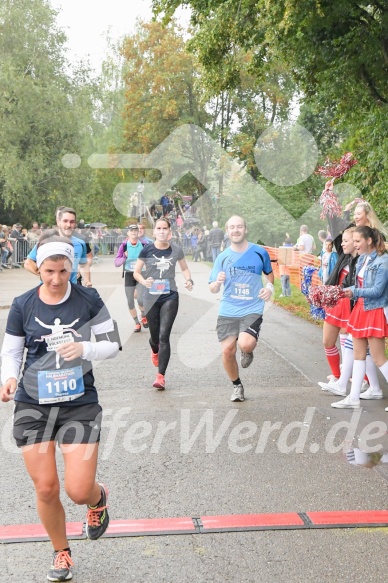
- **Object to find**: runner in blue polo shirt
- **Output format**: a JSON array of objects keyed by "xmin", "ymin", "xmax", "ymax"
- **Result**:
[
  {"xmin": 24, "ymin": 207, "xmax": 91, "ymax": 286},
  {"xmin": 209, "ymin": 215, "xmax": 274, "ymax": 402}
]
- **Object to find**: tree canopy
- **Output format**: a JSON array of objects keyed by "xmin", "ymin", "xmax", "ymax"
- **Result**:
[
  {"xmin": 0, "ymin": 1, "xmax": 81, "ymax": 222},
  {"xmin": 152, "ymin": 0, "xmax": 388, "ymax": 106},
  {"xmin": 151, "ymin": 0, "xmax": 388, "ymax": 223},
  {"xmin": 1, "ymin": 1, "xmax": 386, "ymax": 228}
]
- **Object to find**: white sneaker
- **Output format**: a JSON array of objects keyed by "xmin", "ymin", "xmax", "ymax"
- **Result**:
[
  {"xmin": 331, "ymin": 395, "xmax": 360, "ymax": 409},
  {"xmin": 326, "ymin": 374, "xmax": 339, "ymax": 382},
  {"xmin": 359, "ymin": 387, "xmax": 383, "ymax": 400},
  {"xmin": 230, "ymin": 384, "xmax": 245, "ymax": 402},
  {"xmin": 318, "ymin": 379, "xmax": 347, "ymax": 396},
  {"xmin": 385, "ymin": 407, "xmax": 388, "ymax": 412},
  {"xmin": 360, "ymin": 380, "xmax": 369, "ymax": 393}
]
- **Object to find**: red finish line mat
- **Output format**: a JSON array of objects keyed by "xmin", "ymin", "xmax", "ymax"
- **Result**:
[
  {"xmin": 0, "ymin": 518, "xmax": 198, "ymax": 544},
  {"xmin": 199, "ymin": 513, "xmax": 305, "ymax": 532},
  {"xmin": 104, "ymin": 517, "xmax": 199, "ymax": 537},
  {"xmin": 0, "ymin": 522, "xmax": 84, "ymax": 544},
  {"xmin": 304, "ymin": 510, "xmax": 388, "ymax": 528},
  {"xmin": 1, "ymin": 511, "xmax": 388, "ymax": 544}
]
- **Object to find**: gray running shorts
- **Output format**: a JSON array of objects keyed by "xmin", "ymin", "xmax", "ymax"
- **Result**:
[{"xmin": 216, "ymin": 314, "xmax": 263, "ymax": 342}]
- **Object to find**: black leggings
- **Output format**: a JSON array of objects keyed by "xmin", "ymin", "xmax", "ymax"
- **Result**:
[{"xmin": 145, "ymin": 297, "xmax": 179, "ymax": 375}]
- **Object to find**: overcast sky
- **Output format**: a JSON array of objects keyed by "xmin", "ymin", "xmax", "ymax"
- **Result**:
[{"xmin": 50, "ymin": 0, "xmax": 189, "ymax": 70}]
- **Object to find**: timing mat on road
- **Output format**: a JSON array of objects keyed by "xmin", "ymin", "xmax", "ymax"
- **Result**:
[{"xmin": 1, "ymin": 511, "xmax": 388, "ymax": 543}]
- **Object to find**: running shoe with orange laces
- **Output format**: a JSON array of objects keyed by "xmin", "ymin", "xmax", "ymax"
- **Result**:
[
  {"xmin": 85, "ymin": 483, "xmax": 109, "ymax": 540},
  {"xmin": 141, "ymin": 316, "xmax": 149, "ymax": 328},
  {"xmin": 151, "ymin": 350, "xmax": 159, "ymax": 367},
  {"xmin": 133, "ymin": 323, "xmax": 141, "ymax": 333},
  {"xmin": 47, "ymin": 549, "xmax": 74, "ymax": 581},
  {"xmin": 153, "ymin": 373, "xmax": 165, "ymax": 390}
]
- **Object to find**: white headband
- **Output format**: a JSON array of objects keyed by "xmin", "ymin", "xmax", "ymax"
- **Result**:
[{"xmin": 36, "ymin": 242, "xmax": 75, "ymax": 268}]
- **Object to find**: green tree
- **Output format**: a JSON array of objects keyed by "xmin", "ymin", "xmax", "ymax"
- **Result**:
[
  {"xmin": 121, "ymin": 20, "xmax": 210, "ymax": 152},
  {"xmin": 152, "ymin": 0, "xmax": 388, "ymax": 223},
  {"xmin": 120, "ymin": 19, "xmax": 217, "ymax": 224},
  {"xmin": 153, "ymin": 0, "xmax": 388, "ymax": 107},
  {"xmin": 120, "ymin": 20, "xmax": 298, "ymax": 218},
  {"xmin": 0, "ymin": 0, "xmax": 96, "ymax": 224}
]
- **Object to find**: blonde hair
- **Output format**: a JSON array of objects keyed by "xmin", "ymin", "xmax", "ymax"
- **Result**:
[{"xmin": 355, "ymin": 202, "xmax": 388, "ymax": 238}]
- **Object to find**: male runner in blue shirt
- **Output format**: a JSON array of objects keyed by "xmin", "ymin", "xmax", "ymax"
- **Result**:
[
  {"xmin": 24, "ymin": 207, "xmax": 92, "ymax": 286},
  {"xmin": 209, "ymin": 215, "xmax": 274, "ymax": 401}
]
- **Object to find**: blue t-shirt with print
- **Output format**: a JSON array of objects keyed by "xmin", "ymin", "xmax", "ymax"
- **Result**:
[
  {"xmin": 28, "ymin": 235, "xmax": 87, "ymax": 284},
  {"xmin": 209, "ymin": 243, "xmax": 273, "ymax": 317}
]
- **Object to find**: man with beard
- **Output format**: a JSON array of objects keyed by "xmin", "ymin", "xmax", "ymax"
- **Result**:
[
  {"xmin": 209, "ymin": 216, "xmax": 274, "ymax": 402},
  {"xmin": 24, "ymin": 207, "xmax": 92, "ymax": 286}
]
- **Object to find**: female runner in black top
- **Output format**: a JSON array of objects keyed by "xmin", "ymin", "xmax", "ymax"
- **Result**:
[
  {"xmin": 134, "ymin": 218, "xmax": 193, "ymax": 390},
  {"xmin": 0, "ymin": 233, "xmax": 119, "ymax": 582}
]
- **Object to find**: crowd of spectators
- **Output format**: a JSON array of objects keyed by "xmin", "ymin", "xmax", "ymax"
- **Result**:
[
  {"xmin": 277, "ymin": 223, "xmax": 345, "ymax": 297},
  {"xmin": 0, "ymin": 222, "xmax": 41, "ymax": 270},
  {"xmin": 0, "ymin": 220, "xmax": 132, "ymax": 270},
  {"xmin": 1, "ymin": 199, "xmax": 230, "ymax": 272},
  {"xmin": 168, "ymin": 221, "xmax": 230, "ymax": 262}
]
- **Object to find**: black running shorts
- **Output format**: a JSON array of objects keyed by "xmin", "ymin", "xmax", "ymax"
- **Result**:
[
  {"xmin": 13, "ymin": 402, "xmax": 102, "ymax": 448},
  {"xmin": 124, "ymin": 271, "xmax": 137, "ymax": 287}
]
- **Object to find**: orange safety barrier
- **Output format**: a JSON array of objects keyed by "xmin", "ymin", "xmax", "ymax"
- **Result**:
[{"xmin": 263, "ymin": 247, "xmax": 322, "ymax": 289}]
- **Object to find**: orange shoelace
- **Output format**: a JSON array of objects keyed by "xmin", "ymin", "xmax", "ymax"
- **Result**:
[
  {"xmin": 86, "ymin": 504, "xmax": 108, "ymax": 527},
  {"xmin": 54, "ymin": 550, "xmax": 74, "ymax": 569}
]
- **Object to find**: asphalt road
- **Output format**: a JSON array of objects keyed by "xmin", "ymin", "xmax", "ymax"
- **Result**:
[{"xmin": 0, "ymin": 258, "xmax": 387, "ymax": 582}]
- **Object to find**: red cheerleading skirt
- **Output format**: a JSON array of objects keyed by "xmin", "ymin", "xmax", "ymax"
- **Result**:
[
  {"xmin": 347, "ymin": 298, "xmax": 388, "ymax": 338},
  {"xmin": 325, "ymin": 297, "xmax": 351, "ymax": 328}
]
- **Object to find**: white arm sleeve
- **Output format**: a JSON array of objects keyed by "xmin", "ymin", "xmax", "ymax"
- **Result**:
[
  {"xmin": 1, "ymin": 333, "xmax": 25, "ymax": 384},
  {"xmin": 81, "ymin": 318, "xmax": 119, "ymax": 361},
  {"xmin": 81, "ymin": 340, "xmax": 119, "ymax": 361},
  {"xmin": 92, "ymin": 319, "xmax": 115, "ymax": 335}
]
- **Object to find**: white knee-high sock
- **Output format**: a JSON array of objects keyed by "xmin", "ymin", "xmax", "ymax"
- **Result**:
[
  {"xmin": 339, "ymin": 334, "xmax": 347, "ymax": 360},
  {"xmin": 365, "ymin": 355, "xmax": 381, "ymax": 392},
  {"xmin": 338, "ymin": 336, "xmax": 354, "ymax": 388},
  {"xmin": 379, "ymin": 361, "xmax": 388, "ymax": 382},
  {"xmin": 349, "ymin": 360, "xmax": 366, "ymax": 402}
]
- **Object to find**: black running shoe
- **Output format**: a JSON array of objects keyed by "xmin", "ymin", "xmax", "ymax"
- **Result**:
[
  {"xmin": 47, "ymin": 549, "xmax": 73, "ymax": 581},
  {"xmin": 85, "ymin": 483, "xmax": 109, "ymax": 540}
]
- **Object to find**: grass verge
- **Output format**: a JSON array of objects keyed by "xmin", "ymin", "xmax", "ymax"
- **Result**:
[{"xmin": 273, "ymin": 279, "xmax": 323, "ymax": 328}]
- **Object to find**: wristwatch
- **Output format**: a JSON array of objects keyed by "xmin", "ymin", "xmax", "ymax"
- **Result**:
[{"xmin": 187, "ymin": 278, "xmax": 194, "ymax": 285}]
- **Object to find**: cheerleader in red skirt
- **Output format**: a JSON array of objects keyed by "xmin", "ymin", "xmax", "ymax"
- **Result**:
[
  {"xmin": 321, "ymin": 228, "xmax": 356, "ymax": 381},
  {"xmin": 321, "ymin": 199, "xmax": 388, "ymax": 382},
  {"xmin": 332, "ymin": 226, "xmax": 388, "ymax": 408}
]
